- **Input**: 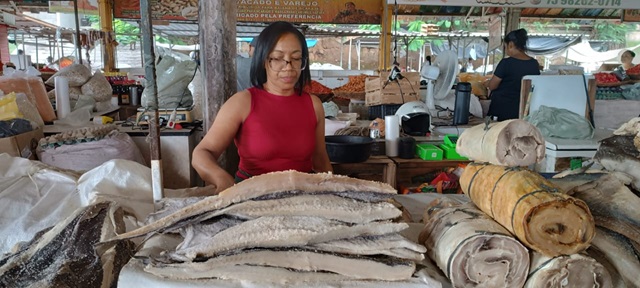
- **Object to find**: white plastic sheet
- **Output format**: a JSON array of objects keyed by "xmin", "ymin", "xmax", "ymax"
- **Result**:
[
  {"xmin": 0, "ymin": 153, "xmax": 81, "ymax": 254},
  {"xmin": 0, "ymin": 154, "xmax": 156, "ymax": 254}
]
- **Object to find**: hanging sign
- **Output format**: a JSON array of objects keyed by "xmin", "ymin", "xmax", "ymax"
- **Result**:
[
  {"xmin": 622, "ymin": 9, "xmax": 640, "ymax": 22},
  {"xmin": 113, "ymin": 0, "xmax": 382, "ymax": 24},
  {"xmin": 488, "ymin": 17, "xmax": 502, "ymax": 51},
  {"xmin": 49, "ymin": 0, "xmax": 100, "ymax": 15},
  {"xmin": 388, "ymin": 0, "xmax": 640, "ymax": 9}
]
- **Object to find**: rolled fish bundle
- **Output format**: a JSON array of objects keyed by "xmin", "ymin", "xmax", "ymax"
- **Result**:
[
  {"xmin": 419, "ymin": 199, "xmax": 529, "ymax": 288},
  {"xmin": 524, "ymin": 252, "xmax": 612, "ymax": 288},
  {"xmin": 460, "ymin": 163, "xmax": 595, "ymax": 257},
  {"xmin": 456, "ymin": 119, "xmax": 545, "ymax": 167}
]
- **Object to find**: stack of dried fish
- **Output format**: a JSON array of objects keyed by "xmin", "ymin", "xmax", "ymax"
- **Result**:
[
  {"xmin": 419, "ymin": 199, "xmax": 530, "ymax": 288},
  {"xmin": 524, "ymin": 252, "xmax": 612, "ymax": 288},
  {"xmin": 567, "ymin": 174, "xmax": 640, "ymax": 287},
  {"xmin": 105, "ymin": 171, "xmax": 427, "ymax": 283},
  {"xmin": 0, "ymin": 202, "xmax": 133, "ymax": 288}
]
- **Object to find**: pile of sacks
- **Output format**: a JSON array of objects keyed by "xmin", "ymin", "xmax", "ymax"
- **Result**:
[{"xmin": 46, "ymin": 64, "xmax": 113, "ymax": 112}]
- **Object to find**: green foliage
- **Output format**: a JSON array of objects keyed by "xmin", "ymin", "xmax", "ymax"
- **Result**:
[
  {"xmin": 593, "ymin": 21, "xmax": 633, "ymax": 43},
  {"xmin": 86, "ymin": 15, "xmax": 182, "ymax": 45}
]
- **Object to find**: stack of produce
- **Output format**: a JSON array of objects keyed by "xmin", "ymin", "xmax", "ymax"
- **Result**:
[
  {"xmin": 626, "ymin": 63, "xmax": 640, "ymax": 79},
  {"xmin": 594, "ymin": 72, "xmax": 621, "ymax": 86},
  {"xmin": 441, "ymin": 119, "xmax": 605, "ymax": 288},
  {"xmin": 304, "ymin": 80, "xmax": 333, "ymax": 102},
  {"xmin": 333, "ymin": 74, "xmax": 368, "ymax": 101},
  {"xmin": 105, "ymin": 171, "xmax": 428, "ymax": 284},
  {"xmin": 46, "ymin": 64, "xmax": 113, "ymax": 111}
]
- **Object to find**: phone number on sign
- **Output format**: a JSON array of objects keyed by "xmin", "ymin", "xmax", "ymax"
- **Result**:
[{"xmin": 545, "ymin": 0, "xmax": 622, "ymax": 7}]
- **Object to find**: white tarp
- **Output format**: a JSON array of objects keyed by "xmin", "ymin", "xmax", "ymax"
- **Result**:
[
  {"xmin": 0, "ymin": 154, "xmax": 156, "ymax": 254},
  {"xmin": 566, "ymin": 41, "xmax": 640, "ymax": 64}
]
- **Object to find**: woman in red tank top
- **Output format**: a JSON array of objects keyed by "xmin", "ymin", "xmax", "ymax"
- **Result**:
[{"xmin": 192, "ymin": 21, "xmax": 332, "ymax": 193}]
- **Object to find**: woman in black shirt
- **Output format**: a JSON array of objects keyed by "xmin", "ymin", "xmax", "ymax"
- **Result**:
[{"xmin": 485, "ymin": 29, "xmax": 540, "ymax": 121}]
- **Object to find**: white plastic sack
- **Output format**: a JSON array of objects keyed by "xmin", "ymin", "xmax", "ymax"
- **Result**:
[
  {"xmin": 37, "ymin": 131, "xmax": 145, "ymax": 171},
  {"xmin": 141, "ymin": 47, "xmax": 197, "ymax": 109},
  {"xmin": 81, "ymin": 71, "xmax": 113, "ymax": 102},
  {"xmin": 0, "ymin": 153, "xmax": 81, "ymax": 254},
  {"xmin": 0, "ymin": 154, "xmax": 208, "ymax": 256},
  {"xmin": 45, "ymin": 64, "xmax": 92, "ymax": 86}
]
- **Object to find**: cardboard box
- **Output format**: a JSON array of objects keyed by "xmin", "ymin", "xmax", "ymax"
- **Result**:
[
  {"xmin": 0, "ymin": 127, "xmax": 44, "ymax": 160},
  {"xmin": 365, "ymin": 72, "xmax": 421, "ymax": 106}
]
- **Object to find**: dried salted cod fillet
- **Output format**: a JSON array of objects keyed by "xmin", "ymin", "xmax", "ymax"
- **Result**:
[{"xmin": 105, "ymin": 170, "xmax": 396, "ymax": 243}]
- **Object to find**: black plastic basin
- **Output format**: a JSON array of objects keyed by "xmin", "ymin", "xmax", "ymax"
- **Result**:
[{"xmin": 325, "ymin": 135, "xmax": 373, "ymax": 163}]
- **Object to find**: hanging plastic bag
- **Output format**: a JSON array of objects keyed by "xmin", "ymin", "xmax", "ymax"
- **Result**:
[
  {"xmin": 525, "ymin": 105, "xmax": 594, "ymax": 139},
  {"xmin": 141, "ymin": 47, "xmax": 197, "ymax": 109}
]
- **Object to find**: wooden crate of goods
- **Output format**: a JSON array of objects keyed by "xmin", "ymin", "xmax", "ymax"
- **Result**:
[{"xmin": 365, "ymin": 72, "xmax": 420, "ymax": 106}]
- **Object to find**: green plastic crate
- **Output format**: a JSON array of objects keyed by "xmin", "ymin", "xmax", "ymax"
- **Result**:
[
  {"xmin": 439, "ymin": 143, "xmax": 468, "ymax": 160},
  {"xmin": 416, "ymin": 144, "xmax": 443, "ymax": 160}
]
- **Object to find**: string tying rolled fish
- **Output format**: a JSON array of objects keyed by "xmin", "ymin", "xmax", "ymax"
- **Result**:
[
  {"xmin": 460, "ymin": 163, "xmax": 595, "ymax": 257},
  {"xmin": 456, "ymin": 119, "xmax": 545, "ymax": 167},
  {"xmin": 419, "ymin": 199, "xmax": 530, "ymax": 288}
]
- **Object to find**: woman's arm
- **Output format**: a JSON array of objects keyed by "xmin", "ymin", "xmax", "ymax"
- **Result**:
[
  {"xmin": 485, "ymin": 75, "xmax": 502, "ymax": 91},
  {"xmin": 192, "ymin": 91, "xmax": 250, "ymax": 193},
  {"xmin": 310, "ymin": 95, "xmax": 333, "ymax": 173}
]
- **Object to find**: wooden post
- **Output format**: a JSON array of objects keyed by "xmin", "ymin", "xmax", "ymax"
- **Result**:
[
  {"xmin": 73, "ymin": 0, "xmax": 82, "ymax": 64},
  {"xmin": 199, "ymin": 1, "xmax": 239, "ymax": 175},
  {"xmin": 140, "ymin": 0, "xmax": 163, "ymax": 203},
  {"xmin": 98, "ymin": 0, "xmax": 115, "ymax": 72}
]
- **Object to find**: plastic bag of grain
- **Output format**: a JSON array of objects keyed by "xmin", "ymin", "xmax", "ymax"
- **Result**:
[
  {"xmin": 45, "ymin": 64, "xmax": 92, "ymax": 87},
  {"xmin": 81, "ymin": 71, "xmax": 112, "ymax": 102},
  {"xmin": 37, "ymin": 131, "xmax": 145, "ymax": 171},
  {"xmin": 0, "ymin": 69, "xmax": 56, "ymax": 122},
  {"xmin": 48, "ymin": 87, "xmax": 82, "ymax": 110}
]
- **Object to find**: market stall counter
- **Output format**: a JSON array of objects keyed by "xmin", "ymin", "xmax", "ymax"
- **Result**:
[{"xmin": 43, "ymin": 121, "xmax": 200, "ymax": 189}]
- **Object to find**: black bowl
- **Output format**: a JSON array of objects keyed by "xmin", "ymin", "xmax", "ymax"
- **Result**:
[{"xmin": 325, "ymin": 135, "xmax": 373, "ymax": 163}]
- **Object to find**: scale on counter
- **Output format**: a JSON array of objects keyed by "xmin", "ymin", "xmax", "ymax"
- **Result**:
[
  {"xmin": 136, "ymin": 108, "xmax": 193, "ymax": 124},
  {"xmin": 440, "ymin": 134, "xmax": 467, "ymax": 160}
]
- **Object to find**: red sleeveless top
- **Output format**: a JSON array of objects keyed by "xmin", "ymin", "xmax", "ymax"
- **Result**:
[{"xmin": 235, "ymin": 87, "xmax": 317, "ymax": 178}]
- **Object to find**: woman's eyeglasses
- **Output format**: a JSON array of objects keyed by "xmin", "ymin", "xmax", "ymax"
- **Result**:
[{"xmin": 268, "ymin": 57, "xmax": 307, "ymax": 71}]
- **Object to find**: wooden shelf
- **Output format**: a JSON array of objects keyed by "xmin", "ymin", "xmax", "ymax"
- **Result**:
[{"xmin": 331, "ymin": 155, "xmax": 396, "ymax": 188}]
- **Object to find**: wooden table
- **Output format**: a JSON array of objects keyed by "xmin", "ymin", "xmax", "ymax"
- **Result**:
[{"xmin": 331, "ymin": 156, "xmax": 396, "ymax": 188}]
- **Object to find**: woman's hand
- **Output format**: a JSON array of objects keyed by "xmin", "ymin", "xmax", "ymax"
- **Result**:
[{"xmin": 211, "ymin": 173, "xmax": 235, "ymax": 194}]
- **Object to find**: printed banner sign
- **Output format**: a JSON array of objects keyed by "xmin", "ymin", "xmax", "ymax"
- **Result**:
[
  {"xmin": 389, "ymin": 0, "xmax": 640, "ymax": 9},
  {"xmin": 622, "ymin": 9, "xmax": 640, "ymax": 22},
  {"xmin": 49, "ymin": 0, "xmax": 99, "ymax": 15},
  {"xmin": 114, "ymin": 0, "xmax": 382, "ymax": 24}
]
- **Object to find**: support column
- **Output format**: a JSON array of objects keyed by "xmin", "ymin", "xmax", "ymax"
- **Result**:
[
  {"xmin": 98, "ymin": 0, "xmax": 115, "ymax": 72},
  {"xmin": 379, "ymin": 2, "xmax": 392, "ymax": 71},
  {"xmin": 504, "ymin": 8, "xmax": 522, "ymax": 37},
  {"xmin": 0, "ymin": 25, "xmax": 8, "ymax": 63},
  {"xmin": 199, "ymin": 1, "xmax": 239, "ymax": 175}
]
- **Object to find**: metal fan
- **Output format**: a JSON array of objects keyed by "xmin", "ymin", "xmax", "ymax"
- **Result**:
[{"xmin": 420, "ymin": 50, "xmax": 459, "ymax": 110}]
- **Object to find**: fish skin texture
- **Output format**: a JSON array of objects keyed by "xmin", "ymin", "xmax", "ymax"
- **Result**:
[
  {"xmin": 0, "ymin": 202, "xmax": 133, "ymax": 288},
  {"xmin": 589, "ymin": 227, "xmax": 640, "ymax": 287},
  {"xmin": 105, "ymin": 170, "xmax": 397, "ymax": 243},
  {"xmin": 145, "ymin": 249, "xmax": 416, "ymax": 281},
  {"xmin": 569, "ymin": 174, "xmax": 640, "ymax": 244},
  {"xmin": 169, "ymin": 216, "xmax": 408, "ymax": 261}
]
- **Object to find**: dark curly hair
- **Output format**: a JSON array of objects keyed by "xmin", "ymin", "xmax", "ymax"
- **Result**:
[{"xmin": 505, "ymin": 28, "xmax": 529, "ymax": 52}]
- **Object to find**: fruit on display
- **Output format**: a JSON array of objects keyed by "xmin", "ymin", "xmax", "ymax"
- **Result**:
[{"xmin": 594, "ymin": 72, "xmax": 620, "ymax": 85}]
